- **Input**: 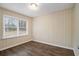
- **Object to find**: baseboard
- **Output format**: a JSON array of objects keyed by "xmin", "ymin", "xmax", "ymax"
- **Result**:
[
  {"xmin": 0, "ymin": 39, "xmax": 32, "ymax": 51},
  {"xmin": 33, "ymin": 40, "xmax": 73, "ymax": 50}
]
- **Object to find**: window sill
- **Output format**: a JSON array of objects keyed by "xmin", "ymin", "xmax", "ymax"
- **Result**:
[{"xmin": 2, "ymin": 34, "xmax": 28, "ymax": 39}]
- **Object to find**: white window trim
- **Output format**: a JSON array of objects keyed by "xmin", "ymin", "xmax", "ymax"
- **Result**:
[{"xmin": 3, "ymin": 15, "xmax": 28, "ymax": 39}]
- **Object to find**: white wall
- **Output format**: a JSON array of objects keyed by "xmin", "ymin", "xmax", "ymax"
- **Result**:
[
  {"xmin": 73, "ymin": 4, "xmax": 79, "ymax": 56},
  {"xmin": 0, "ymin": 7, "xmax": 33, "ymax": 51},
  {"xmin": 33, "ymin": 9, "xmax": 73, "ymax": 49}
]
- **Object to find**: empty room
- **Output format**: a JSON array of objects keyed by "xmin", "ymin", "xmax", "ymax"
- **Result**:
[{"xmin": 0, "ymin": 3, "xmax": 79, "ymax": 56}]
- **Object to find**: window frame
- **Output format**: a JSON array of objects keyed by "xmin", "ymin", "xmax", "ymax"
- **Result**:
[
  {"xmin": 3, "ymin": 15, "xmax": 28, "ymax": 39},
  {"xmin": 18, "ymin": 18, "xmax": 28, "ymax": 36}
]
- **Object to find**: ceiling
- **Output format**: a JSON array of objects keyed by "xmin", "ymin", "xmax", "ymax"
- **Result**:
[{"xmin": 0, "ymin": 3, "xmax": 74, "ymax": 17}]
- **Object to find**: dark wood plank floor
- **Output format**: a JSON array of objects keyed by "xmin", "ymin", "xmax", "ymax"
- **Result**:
[{"xmin": 0, "ymin": 41, "xmax": 74, "ymax": 56}]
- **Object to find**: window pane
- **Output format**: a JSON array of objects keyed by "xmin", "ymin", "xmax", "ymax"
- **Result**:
[
  {"xmin": 4, "ymin": 16, "xmax": 17, "ymax": 37},
  {"xmin": 3, "ymin": 15, "xmax": 28, "ymax": 38},
  {"xmin": 19, "ymin": 20, "xmax": 26, "ymax": 34}
]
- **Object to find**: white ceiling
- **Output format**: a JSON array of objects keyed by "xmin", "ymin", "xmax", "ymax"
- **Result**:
[{"xmin": 0, "ymin": 3, "xmax": 74, "ymax": 17}]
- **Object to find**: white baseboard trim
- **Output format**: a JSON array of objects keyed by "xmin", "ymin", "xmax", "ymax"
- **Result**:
[
  {"xmin": 33, "ymin": 40, "xmax": 73, "ymax": 50},
  {"xmin": 0, "ymin": 39, "xmax": 73, "ymax": 52},
  {"xmin": 0, "ymin": 39, "xmax": 32, "ymax": 51}
]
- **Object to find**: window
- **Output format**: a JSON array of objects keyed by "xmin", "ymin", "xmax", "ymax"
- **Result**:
[
  {"xmin": 3, "ymin": 15, "xmax": 28, "ymax": 38},
  {"xmin": 19, "ymin": 19, "xmax": 27, "ymax": 35}
]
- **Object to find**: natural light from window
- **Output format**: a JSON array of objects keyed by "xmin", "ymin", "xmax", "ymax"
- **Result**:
[{"xmin": 3, "ymin": 15, "xmax": 28, "ymax": 39}]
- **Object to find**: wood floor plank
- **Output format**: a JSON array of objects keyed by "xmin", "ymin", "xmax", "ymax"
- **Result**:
[{"xmin": 0, "ymin": 41, "xmax": 74, "ymax": 56}]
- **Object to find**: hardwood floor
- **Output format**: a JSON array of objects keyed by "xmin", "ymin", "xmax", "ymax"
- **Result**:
[{"xmin": 0, "ymin": 41, "xmax": 74, "ymax": 56}]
